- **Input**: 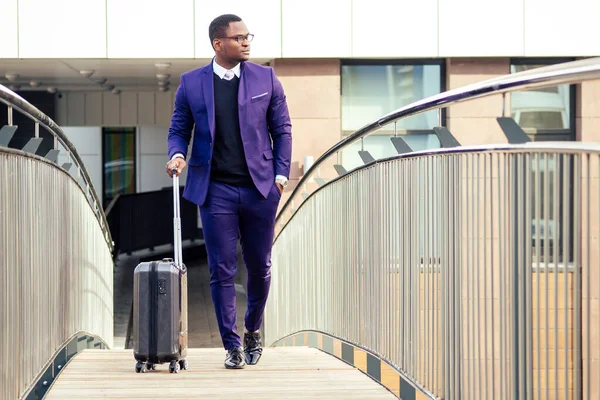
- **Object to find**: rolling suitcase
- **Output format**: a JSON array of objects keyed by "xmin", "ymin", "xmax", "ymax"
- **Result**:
[{"xmin": 132, "ymin": 169, "xmax": 188, "ymax": 373}]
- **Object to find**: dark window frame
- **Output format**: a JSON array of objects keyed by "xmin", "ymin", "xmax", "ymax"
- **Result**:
[
  {"xmin": 339, "ymin": 58, "xmax": 447, "ymax": 136},
  {"xmin": 510, "ymin": 57, "xmax": 577, "ymax": 141}
]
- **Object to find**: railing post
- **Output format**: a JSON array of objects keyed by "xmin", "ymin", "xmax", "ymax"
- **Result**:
[
  {"xmin": 511, "ymin": 153, "xmax": 520, "ymax": 400},
  {"xmin": 511, "ymin": 152, "xmax": 532, "ymax": 399}
]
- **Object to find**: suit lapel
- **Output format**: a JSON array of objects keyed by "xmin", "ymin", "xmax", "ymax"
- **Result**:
[
  {"xmin": 237, "ymin": 62, "xmax": 247, "ymax": 106},
  {"xmin": 237, "ymin": 62, "xmax": 248, "ymax": 139},
  {"xmin": 202, "ymin": 66, "xmax": 215, "ymax": 141}
]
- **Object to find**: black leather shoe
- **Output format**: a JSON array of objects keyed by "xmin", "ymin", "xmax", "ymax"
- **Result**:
[
  {"xmin": 224, "ymin": 346, "xmax": 246, "ymax": 369},
  {"xmin": 243, "ymin": 331, "xmax": 263, "ymax": 365}
]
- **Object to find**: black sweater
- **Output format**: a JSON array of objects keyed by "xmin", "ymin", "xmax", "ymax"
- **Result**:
[{"xmin": 210, "ymin": 74, "xmax": 253, "ymax": 187}]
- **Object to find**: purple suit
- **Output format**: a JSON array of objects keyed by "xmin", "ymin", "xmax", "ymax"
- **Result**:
[
  {"xmin": 167, "ymin": 60, "xmax": 292, "ymax": 350},
  {"xmin": 168, "ymin": 61, "xmax": 292, "ymax": 206}
]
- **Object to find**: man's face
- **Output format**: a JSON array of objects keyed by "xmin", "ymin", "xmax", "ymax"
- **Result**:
[{"xmin": 215, "ymin": 21, "xmax": 251, "ymax": 62}]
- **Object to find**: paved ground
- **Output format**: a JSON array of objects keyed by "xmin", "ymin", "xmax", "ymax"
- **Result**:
[{"xmin": 113, "ymin": 240, "xmax": 248, "ymax": 350}]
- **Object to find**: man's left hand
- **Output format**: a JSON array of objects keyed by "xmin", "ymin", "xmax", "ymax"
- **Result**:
[{"xmin": 276, "ymin": 183, "xmax": 284, "ymax": 194}]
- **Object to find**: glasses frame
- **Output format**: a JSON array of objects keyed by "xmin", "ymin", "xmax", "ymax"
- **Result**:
[{"xmin": 217, "ymin": 34, "xmax": 254, "ymax": 44}]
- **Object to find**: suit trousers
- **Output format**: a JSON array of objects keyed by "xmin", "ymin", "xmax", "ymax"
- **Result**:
[{"xmin": 199, "ymin": 179, "xmax": 281, "ymax": 350}]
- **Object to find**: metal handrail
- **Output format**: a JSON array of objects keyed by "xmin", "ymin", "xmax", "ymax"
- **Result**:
[
  {"xmin": 1, "ymin": 147, "xmax": 114, "ymax": 400},
  {"xmin": 276, "ymin": 56, "xmax": 600, "ymax": 224},
  {"xmin": 267, "ymin": 144, "xmax": 599, "ymax": 399},
  {"xmin": 0, "ymin": 84, "xmax": 113, "ymax": 251}
]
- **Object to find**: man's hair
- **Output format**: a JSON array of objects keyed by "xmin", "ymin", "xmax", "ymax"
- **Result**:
[{"xmin": 209, "ymin": 14, "xmax": 242, "ymax": 48}]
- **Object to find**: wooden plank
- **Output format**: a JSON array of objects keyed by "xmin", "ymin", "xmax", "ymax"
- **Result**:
[{"xmin": 45, "ymin": 347, "xmax": 397, "ymax": 399}]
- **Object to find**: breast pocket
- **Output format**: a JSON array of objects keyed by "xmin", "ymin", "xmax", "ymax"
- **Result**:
[
  {"xmin": 250, "ymin": 92, "xmax": 269, "ymax": 103},
  {"xmin": 249, "ymin": 92, "xmax": 270, "ymax": 120}
]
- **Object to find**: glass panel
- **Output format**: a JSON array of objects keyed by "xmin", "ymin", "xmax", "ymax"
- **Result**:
[
  {"xmin": 341, "ymin": 64, "xmax": 443, "ymax": 134},
  {"xmin": 510, "ymin": 64, "xmax": 571, "ymax": 131},
  {"xmin": 103, "ymin": 127, "xmax": 136, "ymax": 206}
]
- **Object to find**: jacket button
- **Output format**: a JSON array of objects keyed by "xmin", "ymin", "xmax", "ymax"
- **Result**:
[{"xmin": 207, "ymin": 160, "xmax": 210, "ymax": 165}]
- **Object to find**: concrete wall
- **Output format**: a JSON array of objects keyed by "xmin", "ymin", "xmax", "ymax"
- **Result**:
[
  {"xmin": 55, "ymin": 91, "xmax": 175, "ymax": 127},
  {"xmin": 445, "ymin": 58, "xmax": 511, "ymax": 146},
  {"xmin": 577, "ymin": 79, "xmax": 600, "ymax": 142},
  {"xmin": 1, "ymin": 0, "xmax": 599, "ymax": 59},
  {"xmin": 270, "ymin": 58, "xmax": 342, "ymax": 208},
  {"xmin": 59, "ymin": 127, "xmax": 103, "ymax": 196}
]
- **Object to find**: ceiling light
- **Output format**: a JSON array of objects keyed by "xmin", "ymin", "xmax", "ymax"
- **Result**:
[
  {"xmin": 29, "ymin": 80, "xmax": 41, "ymax": 87},
  {"xmin": 158, "ymin": 86, "xmax": 170, "ymax": 92},
  {"xmin": 157, "ymin": 81, "xmax": 169, "ymax": 87},
  {"xmin": 80, "ymin": 69, "xmax": 95, "ymax": 78},
  {"xmin": 5, "ymin": 73, "xmax": 19, "ymax": 81},
  {"xmin": 9, "ymin": 84, "xmax": 21, "ymax": 91},
  {"xmin": 112, "ymin": 88, "xmax": 121, "ymax": 95},
  {"xmin": 47, "ymin": 87, "xmax": 57, "ymax": 94},
  {"xmin": 102, "ymin": 84, "xmax": 115, "ymax": 91},
  {"xmin": 155, "ymin": 62, "xmax": 171, "ymax": 69},
  {"xmin": 92, "ymin": 77, "xmax": 107, "ymax": 85},
  {"xmin": 156, "ymin": 73, "xmax": 170, "ymax": 80}
]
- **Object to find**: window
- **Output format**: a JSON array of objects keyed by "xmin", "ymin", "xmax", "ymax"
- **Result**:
[
  {"xmin": 340, "ymin": 60, "xmax": 445, "ymax": 171},
  {"xmin": 510, "ymin": 58, "xmax": 576, "ymax": 141},
  {"xmin": 102, "ymin": 127, "xmax": 136, "ymax": 207},
  {"xmin": 341, "ymin": 61, "xmax": 444, "ymax": 133}
]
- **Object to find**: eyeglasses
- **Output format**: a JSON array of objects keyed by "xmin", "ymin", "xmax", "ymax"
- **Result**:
[{"xmin": 218, "ymin": 34, "xmax": 254, "ymax": 44}]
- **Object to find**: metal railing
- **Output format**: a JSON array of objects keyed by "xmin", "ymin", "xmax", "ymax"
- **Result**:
[
  {"xmin": 1, "ymin": 148, "xmax": 114, "ymax": 400},
  {"xmin": 0, "ymin": 85, "xmax": 113, "ymax": 251},
  {"xmin": 266, "ymin": 58, "xmax": 600, "ymax": 400},
  {"xmin": 1, "ymin": 86, "xmax": 115, "ymax": 398}
]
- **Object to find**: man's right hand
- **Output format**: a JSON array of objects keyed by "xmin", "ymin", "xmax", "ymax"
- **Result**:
[{"xmin": 166, "ymin": 157, "xmax": 187, "ymax": 177}]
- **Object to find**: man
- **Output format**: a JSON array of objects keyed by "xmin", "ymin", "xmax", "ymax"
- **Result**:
[{"xmin": 165, "ymin": 14, "xmax": 292, "ymax": 369}]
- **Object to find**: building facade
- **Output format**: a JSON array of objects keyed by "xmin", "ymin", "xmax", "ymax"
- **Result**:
[{"xmin": 0, "ymin": 0, "xmax": 599, "ymax": 201}]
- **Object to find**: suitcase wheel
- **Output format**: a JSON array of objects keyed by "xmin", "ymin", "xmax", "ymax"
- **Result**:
[
  {"xmin": 169, "ymin": 360, "xmax": 181, "ymax": 374},
  {"xmin": 146, "ymin": 362, "xmax": 156, "ymax": 371},
  {"xmin": 135, "ymin": 361, "xmax": 147, "ymax": 373},
  {"xmin": 179, "ymin": 359, "xmax": 188, "ymax": 370}
]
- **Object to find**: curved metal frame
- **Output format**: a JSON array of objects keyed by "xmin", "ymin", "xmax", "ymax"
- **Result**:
[
  {"xmin": 276, "ymin": 56, "xmax": 600, "ymax": 226},
  {"xmin": 0, "ymin": 85, "xmax": 113, "ymax": 250},
  {"xmin": 21, "ymin": 331, "xmax": 110, "ymax": 400}
]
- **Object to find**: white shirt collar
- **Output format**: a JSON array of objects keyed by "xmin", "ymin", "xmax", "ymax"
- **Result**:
[{"xmin": 212, "ymin": 59, "xmax": 241, "ymax": 79}]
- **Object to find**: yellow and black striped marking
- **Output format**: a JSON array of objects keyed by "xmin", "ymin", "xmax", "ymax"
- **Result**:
[{"xmin": 273, "ymin": 331, "xmax": 434, "ymax": 400}]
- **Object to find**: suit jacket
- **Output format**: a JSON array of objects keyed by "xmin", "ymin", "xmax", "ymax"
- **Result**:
[{"xmin": 167, "ymin": 60, "xmax": 292, "ymax": 207}]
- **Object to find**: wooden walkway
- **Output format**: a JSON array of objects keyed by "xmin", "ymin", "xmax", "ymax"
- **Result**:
[{"xmin": 45, "ymin": 347, "xmax": 396, "ymax": 399}]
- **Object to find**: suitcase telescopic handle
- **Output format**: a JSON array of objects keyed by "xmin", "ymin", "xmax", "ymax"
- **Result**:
[{"xmin": 172, "ymin": 168, "xmax": 183, "ymax": 268}]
